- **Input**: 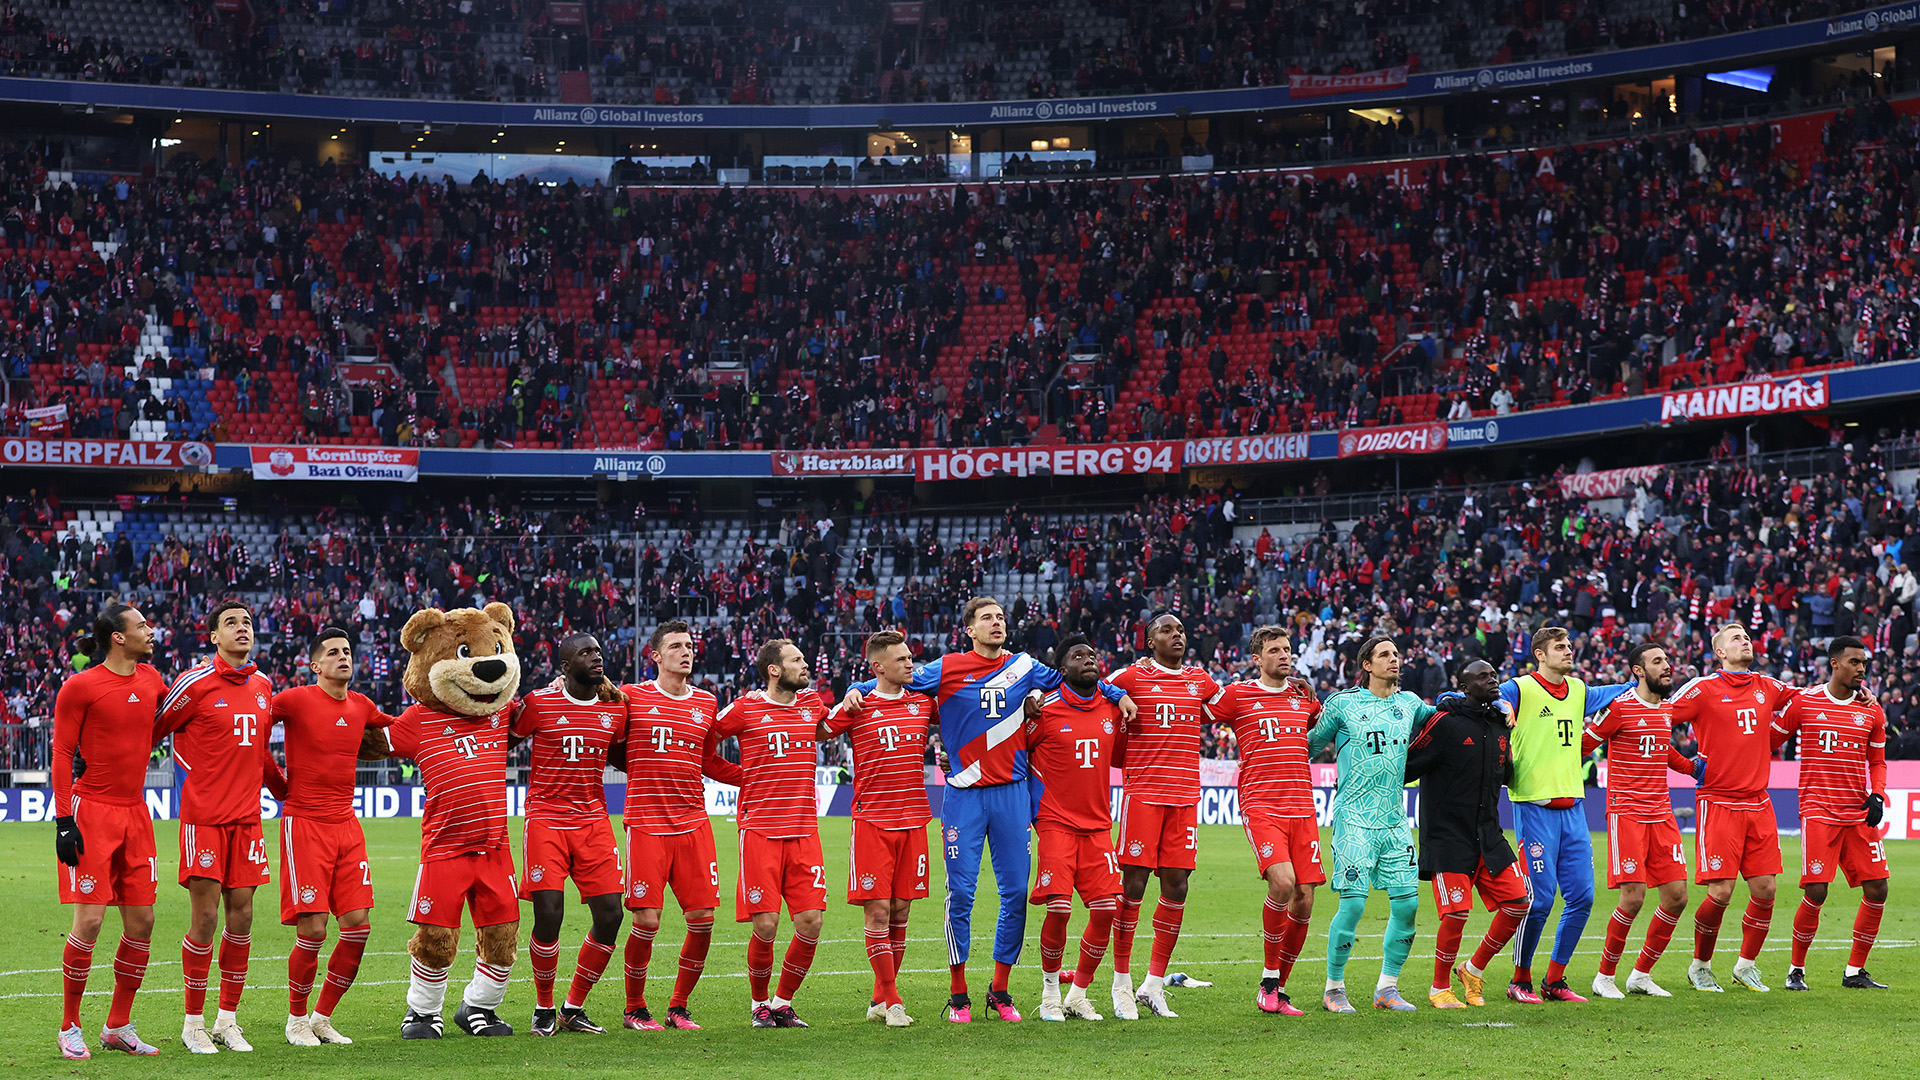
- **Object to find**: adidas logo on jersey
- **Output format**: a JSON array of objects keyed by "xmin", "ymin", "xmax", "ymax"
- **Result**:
[
  {"xmin": 443, "ymin": 726, "xmax": 456, "ymax": 735},
  {"xmin": 1539, "ymin": 706, "xmax": 1553, "ymax": 717},
  {"xmin": 335, "ymin": 718, "xmax": 348, "ymax": 727},
  {"xmin": 126, "ymin": 693, "xmax": 141, "ymax": 703}
]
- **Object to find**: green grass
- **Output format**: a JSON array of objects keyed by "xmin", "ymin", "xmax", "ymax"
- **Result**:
[{"xmin": 2, "ymin": 817, "xmax": 1914, "ymax": 1078}]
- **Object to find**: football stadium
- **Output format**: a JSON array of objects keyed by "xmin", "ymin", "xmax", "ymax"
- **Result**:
[{"xmin": 2, "ymin": 0, "xmax": 1919, "ymax": 1076}]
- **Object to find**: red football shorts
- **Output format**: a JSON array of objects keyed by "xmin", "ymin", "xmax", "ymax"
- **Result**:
[
  {"xmin": 1605, "ymin": 813, "xmax": 1688, "ymax": 888},
  {"xmin": 58, "ymin": 798, "xmax": 157, "ymax": 907},
  {"xmin": 408, "ymin": 848, "xmax": 518, "ymax": 928},
  {"xmin": 519, "ymin": 816, "xmax": 623, "ymax": 901},
  {"xmin": 1800, "ymin": 820, "xmax": 1890, "ymax": 888},
  {"xmin": 626, "ymin": 823, "xmax": 720, "ymax": 912},
  {"xmin": 279, "ymin": 815, "xmax": 375, "ymax": 924},
  {"xmin": 1432, "ymin": 857, "xmax": 1531, "ymax": 916},
  {"xmin": 178, "ymin": 821, "xmax": 271, "ymax": 889},
  {"xmin": 1243, "ymin": 811, "xmax": 1325, "ymax": 885},
  {"xmin": 735, "ymin": 830, "xmax": 826, "ymax": 921},
  {"xmin": 1029, "ymin": 825, "xmax": 1122, "ymax": 904},
  {"xmin": 1693, "ymin": 796, "xmax": 1782, "ymax": 882},
  {"xmin": 846, "ymin": 820, "xmax": 930, "ymax": 905},
  {"xmin": 1117, "ymin": 795, "xmax": 1197, "ymax": 870}
]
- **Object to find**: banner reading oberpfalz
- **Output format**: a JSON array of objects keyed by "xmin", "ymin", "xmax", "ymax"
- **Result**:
[
  {"xmin": 1289, "ymin": 66, "xmax": 1409, "ymax": 98},
  {"xmin": 250, "ymin": 445, "xmax": 420, "ymax": 482},
  {"xmin": 0, "ymin": 437, "xmax": 213, "ymax": 469},
  {"xmin": 915, "ymin": 441, "xmax": 1182, "ymax": 481},
  {"xmin": 1336, "ymin": 422, "xmax": 1449, "ymax": 458},
  {"xmin": 770, "ymin": 448, "xmax": 914, "ymax": 476},
  {"xmin": 1660, "ymin": 374, "xmax": 1828, "ymax": 423}
]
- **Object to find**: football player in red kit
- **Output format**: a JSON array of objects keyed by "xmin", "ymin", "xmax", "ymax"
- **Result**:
[
  {"xmin": 1105, "ymin": 613, "xmax": 1215, "ymax": 1020},
  {"xmin": 266, "ymin": 627, "xmax": 394, "ymax": 1046},
  {"xmin": 1772, "ymin": 636, "xmax": 1891, "ymax": 991},
  {"xmin": 820, "ymin": 630, "xmax": 932, "ymax": 1028},
  {"xmin": 1204, "ymin": 626, "xmax": 1323, "ymax": 1016},
  {"xmin": 52, "ymin": 604, "xmax": 169, "ymax": 1060},
  {"xmin": 1025, "ymin": 636, "xmax": 1126, "ymax": 1023},
  {"xmin": 515, "ymin": 633, "xmax": 627, "ymax": 1036},
  {"xmin": 617, "ymin": 621, "xmax": 737, "ymax": 1032},
  {"xmin": 154, "ymin": 601, "xmax": 276, "ymax": 1054},
  {"xmin": 713, "ymin": 639, "xmax": 828, "ymax": 1028}
]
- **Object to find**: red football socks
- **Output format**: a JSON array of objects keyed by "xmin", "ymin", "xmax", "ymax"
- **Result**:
[
  {"xmin": 1598, "ymin": 908, "xmax": 1634, "ymax": 977},
  {"xmin": 1039, "ymin": 901, "xmax": 1072, "ymax": 974},
  {"xmin": 1634, "ymin": 905, "xmax": 1681, "ymax": 975},
  {"xmin": 745, "ymin": 931, "xmax": 776, "ymax": 1002},
  {"xmin": 1693, "ymin": 893, "xmax": 1730, "ymax": 962},
  {"xmin": 1072, "ymin": 907, "xmax": 1116, "ymax": 989},
  {"xmin": 1473, "ymin": 903, "xmax": 1527, "ymax": 972},
  {"xmin": 1147, "ymin": 899, "xmax": 1185, "ymax": 979},
  {"xmin": 1276, "ymin": 910, "xmax": 1312, "ymax": 986},
  {"xmin": 949, "ymin": 963, "xmax": 968, "ymax": 997},
  {"xmin": 107, "ymin": 936, "xmax": 150, "ymax": 1029},
  {"xmin": 774, "ymin": 929, "xmax": 818, "ymax": 1001},
  {"xmin": 889, "ymin": 917, "xmax": 910, "ymax": 973},
  {"xmin": 530, "ymin": 936, "xmax": 560, "ymax": 1010},
  {"xmin": 1791, "ymin": 898, "xmax": 1822, "ymax": 968},
  {"xmin": 670, "ymin": 916, "xmax": 712, "ymax": 1009},
  {"xmin": 1433, "ymin": 912, "xmax": 1467, "ymax": 991},
  {"xmin": 314, "ymin": 925, "xmax": 368, "ymax": 1018},
  {"xmin": 216, "ymin": 931, "xmax": 250, "ymax": 1012},
  {"xmin": 623, "ymin": 924, "xmax": 657, "ymax": 1010},
  {"xmin": 865, "ymin": 926, "xmax": 900, "ymax": 1007},
  {"xmin": 1544, "ymin": 959, "xmax": 1568, "ymax": 986},
  {"xmin": 567, "ymin": 936, "xmax": 615, "ymax": 1010},
  {"xmin": 1261, "ymin": 896, "xmax": 1287, "ymax": 970},
  {"xmin": 289, "ymin": 933, "xmax": 325, "ymax": 1015},
  {"xmin": 181, "ymin": 935, "xmax": 213, "ymax": 1017},
  {"xmin": 991, "ymin": 960, "xmax": 1013, "ymax": 993},
  {"xmin": 1738, "ymin": 898, "xmax": 1773, "ymax": 963},
  {"xmin": 1851, "ymin": 899, "xmax": 1885, "ymax": 969},
  {"xmin": 61, "ymin": 934, "xmax": 94, "ymax": 1028},
  {"xmin": 1111, "ymin": 896, "xmax": 1142, "ymax": 975}
]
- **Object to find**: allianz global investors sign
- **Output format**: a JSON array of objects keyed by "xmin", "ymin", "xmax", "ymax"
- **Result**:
[
  {"xmin": 1659, "ymin": 375, "xmax": 1828, "ymax": 422},
  {"xmin": 770, "ymin": 449, "xmax": 913, "ymax": 476},
  {"xmin": 1336, "ymin": 422, "xmax": 1449, "ymax": 458}
]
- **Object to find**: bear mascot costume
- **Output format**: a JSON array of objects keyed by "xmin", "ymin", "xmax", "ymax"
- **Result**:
[{"xmin": 366, "ymin": 602, "xmax": 526, "ymax": 1038}]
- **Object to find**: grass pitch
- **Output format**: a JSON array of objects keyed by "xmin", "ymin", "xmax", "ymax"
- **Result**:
[{"xmin": 1, "ymin": 817, "xmax": 1914, "ymax": 1078}]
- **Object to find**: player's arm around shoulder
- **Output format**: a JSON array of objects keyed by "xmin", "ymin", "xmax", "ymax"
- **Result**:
[{"xmin": 1306, "ymin": 690, "xmax": 1349, "ymax": 756}]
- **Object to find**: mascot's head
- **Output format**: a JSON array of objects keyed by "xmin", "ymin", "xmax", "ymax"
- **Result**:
[{"xmin": 401, "ymin": 602, "xmax": 520, "ymax": 716}]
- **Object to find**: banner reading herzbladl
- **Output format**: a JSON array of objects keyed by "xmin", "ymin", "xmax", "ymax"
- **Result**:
[{"xmin": 250, "ymin": 444, "xmax": 419, "ymax": 482}]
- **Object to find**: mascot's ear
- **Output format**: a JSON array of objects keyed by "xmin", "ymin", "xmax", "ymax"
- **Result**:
[
  {"xmin": 402, "ymin": 609, "xmax": 447, "ymax": 653},
  {"xmin": 483, "ymin": 602, "xmax": 515, "ymax": 633}
]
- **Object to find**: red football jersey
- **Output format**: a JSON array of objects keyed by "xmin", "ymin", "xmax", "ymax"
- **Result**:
[
  {"xmin": 1205, "ymin": 678, "xmax": 1320, "ymax": 819},
  {"xmin": 272, "ymin": 684, "xmax": 393, "ymax": 821},
  {"xmin": 52, "ymin": 663, "xmax": 169, "ymax": 813},
  {"xmin": 1773, "ymin": 687, "xmax": 1887, "ymax": 826},
  {"xmin": 713, "ymin": 689, "xmax": 824, "ymax": 840},
  {"xmin": 620, "ymin": 680, "xmax": 727, "ymax": 833},
  {"xmin": 387, "ymin": 703, "xmax": 513, "ymax": 859},
  {"xmin": 1582, "ymin": 690, "xmax": 1677, "ymax": 823},
  {"xmin": 513, "ymin": 686, "xmax": 624, "ymax": 825},
  {"xmin": 1670, "ymin": 670, "xmax": 1789, "ymax": 811},
  {"xmin": 1108, "ymin": 658, "xmax": 1215, "ymax": 805},
  {"xmin": 822, "ymin": 688, "xmax": 933, "ymax": 830},
  {"xmin": 1026, "ymin": 685, "xmax": 1123, "ymax": 831},
  {"xmin": 155, "ymin": 656, "xmax": 276, "ymax": 825}
]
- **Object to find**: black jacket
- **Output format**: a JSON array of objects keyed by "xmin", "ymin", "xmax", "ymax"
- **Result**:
[{"xmin": 1403, "ymin": 695, "xmax": 1516, "ymax": 878}]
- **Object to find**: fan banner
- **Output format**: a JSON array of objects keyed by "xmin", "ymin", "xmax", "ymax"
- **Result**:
[{"xmin": 250, "ymin": 445, "xmax": 420, "ymax": 482}]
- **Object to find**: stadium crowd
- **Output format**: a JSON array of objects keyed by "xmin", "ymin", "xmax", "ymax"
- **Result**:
[
  {"xmin": 0, "ymin": 0, "xmax": 1896, "ymax": 106},
  {"xmin": 5, "ymin": 432, "xmax": 1920, "ymax": 774},
  {"xmin": 4, "ymin": 94, "xmax": 1920, "ymax": 455}
]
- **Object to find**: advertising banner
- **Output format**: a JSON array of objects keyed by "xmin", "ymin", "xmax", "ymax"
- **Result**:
[{"xmin": 1335, "ymin": 421, "xmax": 1449, "ymax": 458}]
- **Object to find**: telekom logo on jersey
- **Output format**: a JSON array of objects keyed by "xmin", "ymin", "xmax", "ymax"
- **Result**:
[
  {"xmin": 231, "ymin": 714, "xmax": 259, "ymax": 745},
  {"xmin": 1074, "ymin": 739, "xmax": 1101, "ymax": 768},
  {"xmin": 767, "ymin": 731, "xmax": 794, "ymax": 757},
  {"xmin": 1736, "ymin": 708, "xmax": 1759, "ymax": 735}
]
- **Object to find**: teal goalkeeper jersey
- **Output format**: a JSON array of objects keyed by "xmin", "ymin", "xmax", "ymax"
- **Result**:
[{"xmin": 1306, "ymin": 687, "xmax": 1436, "ymax": 830}]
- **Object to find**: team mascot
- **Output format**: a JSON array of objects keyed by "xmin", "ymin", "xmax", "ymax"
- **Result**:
[{"xmin": 364, "ymin": 602, "xmax": 527, "ymax": 1038}]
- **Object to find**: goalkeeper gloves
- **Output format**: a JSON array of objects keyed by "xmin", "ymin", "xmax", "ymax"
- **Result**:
[
  {"xmin": 54, "ymin": 816, "xmax": 84, "ymax": 867},
  {"xmin": 1865, "ymin": 793, "xmax": 1886, "ymax": 828},
  {"xmin": 1691, "ymin": 753, "xmax": 1709, "ymax": 785}
]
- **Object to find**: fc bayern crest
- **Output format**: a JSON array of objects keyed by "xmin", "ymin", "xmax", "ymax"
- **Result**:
[
  {"xmin": 1621, "ymin": 859, "xmax": 1637, "ymax": 874},
  {"xmin": 1709, "ymin": 855, "xmax": 1724, "ymax": 870},
  {"xmin": 746, "ymin": 887, "xmax": 764, "ymax": 904},
  {"xmin": 907, "ymin": 703, "xmax": 921, "ymax": 716},
  {"xmin": 530, "ymin": 866, "xmax": 545, "ymax": 883},
  {"xmin": 946, "ymin": 827, "xmax": 960, "ymax": 844},
  {"xmin": 1449, "ymin": 888, "xmax": 1465, "ymax": 904},
  {"xmin": 1127, "ymin": 841, "xmax": 1144, "ymax": 857},
  {"xmin": 601, "ymin": 715, "xmax": 615, "ymax": 729},
  {"xmin": 1103, "ymin": 720, "xmax": 1113, "ymax": 734},
  {"xmin": 256, "ymin": 694, "xmax": 268, "ymax": 709},
  {"xmin": 78, "ymin": 875, "xmax": 97, "ymax": 895},
  {"xmin": 1529, "ymin": 842, "xmax": 1544, "ymax": 858},
  {"xmin": 417, "ymin": 898, "xmax": 434, "ymax": 914},
  {"xmin": 1039, "ymin": 871, "xmax": 1053, "ymax": 886},
  {"xmin": 632, "ymin": 882, "xmax": 649, "ymax": 899},
  {"xmin": 860, "ymin": 874, "xmax": 877, "ymax": 890},
  {"xmin": 300, "ymin": 886, "xmax": 318, "ymax": 904},
  {"xmin": 198, "ymin": 851, "xmax": 215, "ymax": 868},
  {"xmin": 1259, "ymin": 843, "xmax": 1274, "ymax": 858},
  {"xmin": 1809, "ymin": 860, "xmax": 1825, "ymax": 875}
]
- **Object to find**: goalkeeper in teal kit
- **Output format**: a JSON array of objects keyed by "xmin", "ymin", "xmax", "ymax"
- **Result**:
[{"xmin": 1306, "ymin": 636, "xmax": 1436, "ymax": 1013}]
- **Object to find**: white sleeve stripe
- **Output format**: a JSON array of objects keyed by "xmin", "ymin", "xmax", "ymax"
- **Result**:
[{"xmin": 160, "ymin": 664, "xmax": 215, "ymax": 716}]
